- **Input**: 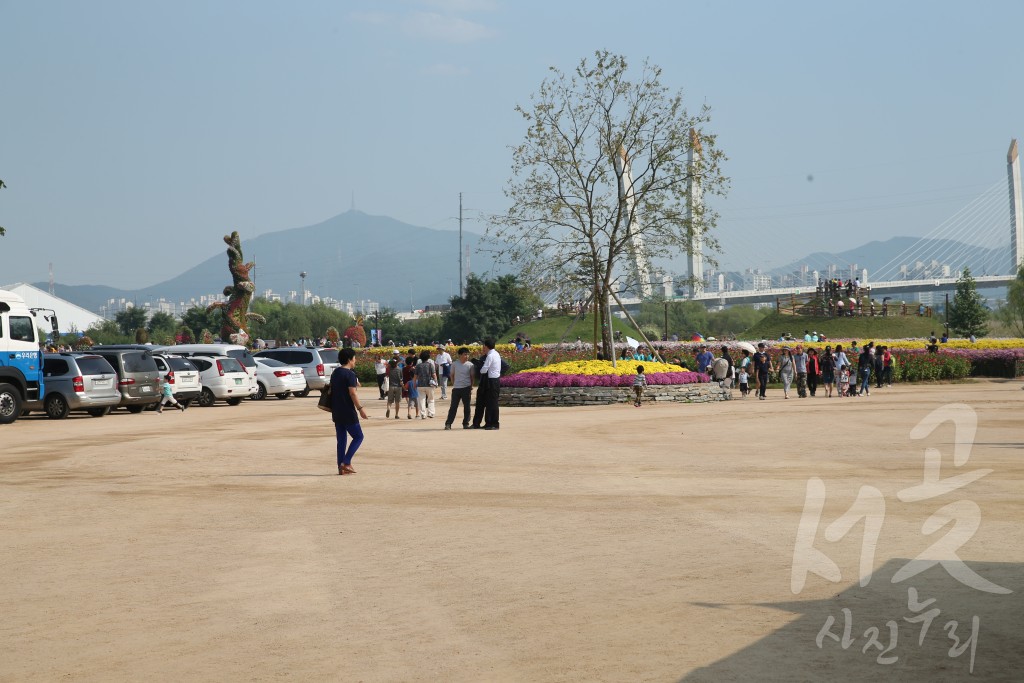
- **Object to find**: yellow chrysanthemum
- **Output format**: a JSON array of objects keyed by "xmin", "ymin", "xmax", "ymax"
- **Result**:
[{"xmin": 521, "ymin": 360, "xmax": 687, "ymax": 376}]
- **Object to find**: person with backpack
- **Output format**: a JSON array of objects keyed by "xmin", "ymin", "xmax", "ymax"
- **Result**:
[
  {"xmin": 415, "ymin": 349, "xmax": 438, "ymax": 419},
  {"xmin": 472, "ymin": 337, "xmax": 502, "ymax": 430},
  {"xmin": 819, "ymin": 345, "xmax": 836, "ymax": 397}
]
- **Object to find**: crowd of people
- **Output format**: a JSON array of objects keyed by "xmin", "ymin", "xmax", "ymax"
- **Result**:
[
  {"xmin": 719, "ymin": 341, "xmax": 893, "ymax": 400},
  {"xmin": 329, "ymin": 339, "xmax": 504, "ymax": 475}
]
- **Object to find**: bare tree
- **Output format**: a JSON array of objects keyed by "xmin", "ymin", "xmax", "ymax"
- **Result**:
[{"xmin": 487, "ymin": 51, "xmax": 727, "ymax": 356}]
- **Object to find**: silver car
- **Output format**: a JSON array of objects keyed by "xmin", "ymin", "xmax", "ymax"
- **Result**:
[{"xmin": 24, "ymin": 353, "xmax": 121, "ymax": 418}]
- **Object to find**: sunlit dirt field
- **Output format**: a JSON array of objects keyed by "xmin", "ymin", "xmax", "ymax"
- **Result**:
[{"xmin": 2, "ymin": 380, "xmax": 1021, "ymax": 682}]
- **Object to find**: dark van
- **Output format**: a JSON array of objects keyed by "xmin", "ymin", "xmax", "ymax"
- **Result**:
[{"xmin": 88, "ymin": 347, "xmax": 162, "ymax": 412}]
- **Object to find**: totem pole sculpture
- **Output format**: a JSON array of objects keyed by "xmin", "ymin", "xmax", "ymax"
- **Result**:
[{"xmin": 207, "ymin": 231, "xmax": 266, "ymax": 344}]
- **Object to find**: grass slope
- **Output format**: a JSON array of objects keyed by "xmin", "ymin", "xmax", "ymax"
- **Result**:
[
  {"xmin": 742, "ymin": 312, "xmax": 942, "ymax": 341},
  {"xmin": 501, "ymin": 313, "xmax": 640, "ymax": 345}
]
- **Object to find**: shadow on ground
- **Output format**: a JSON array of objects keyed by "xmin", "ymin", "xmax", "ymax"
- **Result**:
[{"xmin": 682, "ymin": 559, "xmax": 1022, "ymax": 682}]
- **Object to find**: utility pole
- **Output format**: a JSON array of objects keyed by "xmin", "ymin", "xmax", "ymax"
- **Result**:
[{"xmin": 459, "ymin": 192, "xmax": 464, "ymax": 298}]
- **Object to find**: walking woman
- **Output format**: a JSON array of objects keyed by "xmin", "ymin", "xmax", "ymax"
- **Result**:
[
  {"xmin": 806, "ymin": 347, "xmax": 820, "ymax": 397},
  {"xmin": 402, "ymin": 354, "xmax": 420, "ymax": 419},
  {"xmin": 777, "ymin": 347, "xmax": 796, "ymax": 399},
  {"xmin": 330, "ymin": 348, "xmax": 368, "ymax": 475},
  {"xmin": 820, "ymin": 345, "xmax": 836, "ymax": 397}
]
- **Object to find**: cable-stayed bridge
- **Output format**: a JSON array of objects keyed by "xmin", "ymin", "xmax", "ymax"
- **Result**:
[{"xmin": 617, "ymin": 140, "xmax": 1023, "ymax": 308}]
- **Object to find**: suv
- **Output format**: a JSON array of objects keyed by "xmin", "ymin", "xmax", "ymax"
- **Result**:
[
  {"xmin": 252, "ymin": 347, "xmax": 340, "ymax": 396},
  {"xmin": 156, "ymin": 344, "xmax": 258, "ymax": 397},
  {"xmin": 152, "ymin": 354, "xmax": 202, "ymax": 408},
  {"xmin": 88, "ymin": 347, "xmax": 162, "ymax": 412},
  {"xmin": 24, "ymin": 353, "xmax": 121, "ymax": 419},
  {"xmin": 186, "ymin": 355, "xmax": 250, "ymax": 407}
]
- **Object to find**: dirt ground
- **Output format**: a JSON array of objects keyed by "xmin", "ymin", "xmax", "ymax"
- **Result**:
[{"xmin": 2, "ymin": 380, "xmax": 1021, "ymax": 682}]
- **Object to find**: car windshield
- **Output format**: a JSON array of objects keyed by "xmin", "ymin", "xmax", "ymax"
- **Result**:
[
  {"xmin": 123, "ymin": 352, "xmax": 158, "ymax": 373},
  {"xmin": 227, "ymin": 349, "xmax": 256, "ymax": 368},
  {"xmin": 219, "ymin": 357, "xmax": 245, "ymax": 374},
  {"xmin": 165, "ymin": 357, "xmax": 197, "ymax": 371},
  {"xmin": 76, "ymin": 356, "xmax": 116, "ymax": 375},
  {"xmin": 257, "ymin": 357, "xmax": 287, "ymax": 367},
  {"xmin": 318, "ymin": 349, "xmax": 340, "ymax": 364}
]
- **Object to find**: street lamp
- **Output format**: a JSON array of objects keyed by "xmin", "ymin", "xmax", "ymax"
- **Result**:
[{"xmin": 299, "ymin": 271, "xmax": 307, "ymax": 305}]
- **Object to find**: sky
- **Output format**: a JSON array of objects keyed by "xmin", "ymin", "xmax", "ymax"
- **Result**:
[{"xmin": 1, "ymin": 0, "xmax": 1023, "ymax": 291}]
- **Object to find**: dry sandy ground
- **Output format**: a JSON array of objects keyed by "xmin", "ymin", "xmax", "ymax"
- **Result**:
[{"xmin": 1, "ymin": 380, "xmax": 1022, "ymax": 682}]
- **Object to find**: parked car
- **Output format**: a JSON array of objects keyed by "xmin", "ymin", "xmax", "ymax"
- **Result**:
[
  {"xmin": 253, "ymin": 357, "xmax": 307, "ymax": 399},
  {"xmin": 252, "ymin": 347, "xmax": 340, "ymax": 396},
  {"xmin": 23, "ymin": 353, "xmax": 121, "ymax": 419},
  {"xmin": 152, "ymin": 354, "xmax": 202, "ymax": 407},
  {"xmin": 185, "ymin": 355, "xmax": 251, "ymax": 407},
  {"xmin": 87, "ymin": 347, "xmax": 162, "ymax": 412},
  {"xmin": 156, "ymin": 344, "xmax": 258, "ymax": 397}
]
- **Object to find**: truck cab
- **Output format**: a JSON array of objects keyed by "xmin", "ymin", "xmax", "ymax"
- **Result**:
[{"xmin": 0, "ymin": 289, "xmax": 59, "ymax": 424}]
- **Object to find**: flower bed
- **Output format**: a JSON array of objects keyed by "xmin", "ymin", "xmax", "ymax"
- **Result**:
[
  {"xmin": 505, "ymin": 359, "xmax": 705, "ymax": 388},
  {"xmin": 501, "ymin": 358, "xmax": 716, "ymax": 404}
]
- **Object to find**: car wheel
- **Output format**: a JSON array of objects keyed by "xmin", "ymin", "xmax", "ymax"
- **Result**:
[
  {"xmin": 45, "ymin": 394, "xmax": 70, "ymax": 420},
  {"xmin": 87, "ymin": 407, "xmax": 111, "ymax": 417},
  {"xmin": 126, "ymin": 405, "xmax": 145, "ymax": 414},
  {"xmin": 226, "ymin": 397, "xmax": 242, "ymax": 406},
  {"xmin": 197, "ymin": 388, "xmax": 215, "ymax": 407},
  {"xmin": 0, "ymin": 383, "xmax": 23, "ymax": 425},
  {"xmin": 276, "ymin": 392, "xmax": 290, "ymax": 400},
  {"xmin": 295, "ymin": 387, "xmax": 311, "ymax": 398},
  {"xmin": 256, "ymin": 382, "xmax": 267, "ymax": 400}
]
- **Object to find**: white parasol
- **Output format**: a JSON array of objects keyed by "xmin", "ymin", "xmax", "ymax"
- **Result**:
[{"xmin": 736, "ymin": 341, "xmax": 757, "ymax": 354}]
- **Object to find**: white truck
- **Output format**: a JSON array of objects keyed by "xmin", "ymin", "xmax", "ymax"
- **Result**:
[{"xmin": 0, "ymin": 288, "xmax": 59, "ymax": 424}]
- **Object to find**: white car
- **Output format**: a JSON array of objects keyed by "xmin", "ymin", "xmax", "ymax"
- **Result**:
[
  {"xmin": 185, "ymin": 355, "xmax": 251, "ymax": 407},
  {"xmin": 252, "ymin": 347, "xmax": 339, "ymax": 395},
  {"xmin": 254, "ymin": 357, "xmax": 306, "ymax": 400},
  {"xmin": 152, "ymin": 354, "xmax": 202, "ymax": 407}
]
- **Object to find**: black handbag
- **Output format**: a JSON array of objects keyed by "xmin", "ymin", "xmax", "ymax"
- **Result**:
[{"xmin": 317, "ymin": 384, "xmax": 332, "ymax": 412}]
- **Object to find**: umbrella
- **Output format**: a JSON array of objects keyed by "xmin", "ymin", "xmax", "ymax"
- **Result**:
[
  {"xmin": 691, "ymin": 333, "xmax": 704, "ymax": 342},
  {"xmin": 736, "ymin": 341, "xmax": 757, "ymax": 354}
]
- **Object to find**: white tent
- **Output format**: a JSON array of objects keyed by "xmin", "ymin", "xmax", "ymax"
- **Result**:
[{"xmin": 0, "ymin": 283, "xmax": 103, "ymax": 334}]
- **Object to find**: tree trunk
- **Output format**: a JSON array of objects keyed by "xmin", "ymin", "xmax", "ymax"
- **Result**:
[{"xmin": 599, "ymin": 282, "xmax": 613, "ymax": 360}]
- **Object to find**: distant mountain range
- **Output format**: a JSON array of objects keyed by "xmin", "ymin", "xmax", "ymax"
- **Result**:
[
  {"xmin": 39, "ymin": 217, "xmax": 1008, "ymax": 315},
  {"xmin": 767, "ymin": 236, "xmax": 1007, "ymax": 280},
  {"xmin": 40, "ymin": 211, "xmax": 509, "ymax": 313}
]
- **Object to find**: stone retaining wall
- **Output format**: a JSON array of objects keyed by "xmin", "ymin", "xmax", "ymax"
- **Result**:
[{"xmin": 499, "ymin": 383, "xmax": 731, "ymax": 407}]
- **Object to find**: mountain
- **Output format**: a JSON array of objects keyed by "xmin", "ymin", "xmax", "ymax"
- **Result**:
[
  {"xmin": 41, "ymin": 225, "xmax": 1008, "ymax": 316},
  {"xmin": 40, "ymin": 211, "xmax": 509, "ymax": 313}
]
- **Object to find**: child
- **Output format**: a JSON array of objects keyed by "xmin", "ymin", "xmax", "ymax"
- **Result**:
[
  {"xmin": 738, "ymin": 367, "xmax": 749, "ymax": 397},
  {"xmin": 838, "ymin": 364, "xmax": 851, "ymax": 398},
  {"xmin": 157, "ymin": 375, "xmax": 185, "ymax": 413},
  {"xmin": 632, "ymin": 365, "xmax": 647, "ymax": 407}
]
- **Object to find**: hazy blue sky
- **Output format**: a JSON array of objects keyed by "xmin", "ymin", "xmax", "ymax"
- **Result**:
[{"xmin": 1, "ymin": 0, "xmax": 1022, "ymax": 289}]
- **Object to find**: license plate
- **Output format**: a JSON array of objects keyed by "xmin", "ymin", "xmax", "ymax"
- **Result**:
[
  {"xmin": 234, "ymin": 378, "xmax": 242, "ymax": 385},
  {"xmin": 141, "ymin": 386, "xmax": 152, "ymax": 393},
  {"xmin": 94, "ymin": 379, "xmax": 110, "ymax": 387}
]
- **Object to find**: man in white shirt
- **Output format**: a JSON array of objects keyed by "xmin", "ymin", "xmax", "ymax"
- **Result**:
[
  {"xmin": 374, "ymin": 356, "xmax": 388, "ymax": 400},
  {"xmin": 434, "ymin": 344, "xmax": 453, "ymax": 400},
  {"xmin": 472, "ymin": 337, "xmax": 502, "ymax": 430}
]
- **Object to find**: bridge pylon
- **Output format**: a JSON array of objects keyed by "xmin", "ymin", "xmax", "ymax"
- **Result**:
[{"xmin": 1009, "ymin": 139, "xmax": 1023, "ymax": 272}]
